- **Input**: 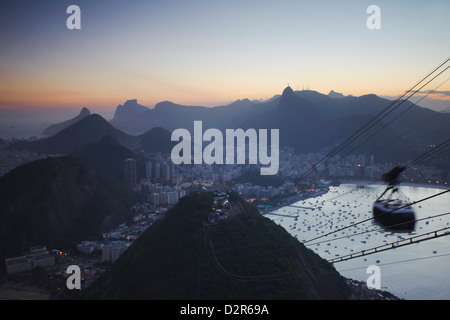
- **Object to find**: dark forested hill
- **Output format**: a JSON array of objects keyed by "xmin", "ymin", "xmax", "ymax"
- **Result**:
[
  {"xmin": 71, "ymin": 135, "xmax": 147, "ymax": 183},
  {"xmin": 83, "ymin": 192, "xmax": 351, "ymax": 300},
  {"xmin": 0, "ymin": 156, "xmax": 142, "ymax": 268}
]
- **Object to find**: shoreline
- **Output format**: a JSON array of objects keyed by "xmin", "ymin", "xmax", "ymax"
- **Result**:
[
  {"xmin": 262, "ymin": 180, "xmax": 448, "ymax": 215},
  {"xmin": 339, "ymin": 180, "xmax": 449, "ymax": 191}
]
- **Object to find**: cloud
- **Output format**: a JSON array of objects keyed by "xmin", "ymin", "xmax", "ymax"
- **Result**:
[
  {"xmin": 430, "ymin": 90, "xmax": 450, "ymax": 96},
  {"xmin": 405, "ymin": 90, "xmax": 450, "ymax": 96}
]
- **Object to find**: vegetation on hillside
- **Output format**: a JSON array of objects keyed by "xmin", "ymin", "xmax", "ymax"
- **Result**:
[{"xmin": 83, "ymin": 192, "xmax": 350, "ymax": 299}]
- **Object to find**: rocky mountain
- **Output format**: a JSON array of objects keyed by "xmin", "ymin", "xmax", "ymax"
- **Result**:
[
  {"xmin": 328, "ymin": 90, "xmax": 346, "ymax": 99},
  {"xmin": 42, "ymin": 107, "xmax": 91, "ymax": 136},
  {"xmin": 0, "ymin": 156, "xmax": 142, "ymax": 266},
  {"xmin": 110, "ymin": 99, "xmax": 149, "ymax": 128},
  {"xmin": 82, "ymin": 192, "xmax": 352, "ymax": 299},
  {"xmin": 110, "ymin": 99, "xmax": 258, "ymax": 135},
  {"xmin": 107, "ymin": 87, "xmax": 448, "ymax": 164},
  {"xmin": 108, "ymin": 87, "xmax": 449, "ymax": 163}
]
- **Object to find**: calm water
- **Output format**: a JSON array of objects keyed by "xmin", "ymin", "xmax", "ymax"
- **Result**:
[{"xmin": 268, "ymin": 183, "xmax": 450, "ymax": 300}]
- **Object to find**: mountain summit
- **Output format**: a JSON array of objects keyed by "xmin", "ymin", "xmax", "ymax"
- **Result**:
[
  {"xmin": 42, "ymin": 107, "xmax": 91, "ymax": 136},
  {"xmin": 282, "ymin": 85, "xmax": 294, "ymax": 96},
  {"xmin": 278, "ymin": 86, "xmax": 316, "ymax": 117},
  {"xmin": 111, "ymin": 99, "xmax": 149, "ymax": 125},
  {"xmin": 328, "ymin": 90, "xmax": 345, "ymax": 99}
]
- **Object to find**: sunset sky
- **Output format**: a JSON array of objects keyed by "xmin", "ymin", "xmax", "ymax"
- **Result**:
[{"xmin": 1, "ymin": 0, "xmax": 450, "ymax": 114}]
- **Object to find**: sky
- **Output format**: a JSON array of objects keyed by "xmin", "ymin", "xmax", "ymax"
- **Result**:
[{"xmin": 1, "ymin": 0, "xmax": 450, "ymax": 119}]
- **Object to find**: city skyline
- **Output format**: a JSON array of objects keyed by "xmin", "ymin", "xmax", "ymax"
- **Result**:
[{"xmin": 1, "ymin": 0, "xmax": 450, "ymax": 114}]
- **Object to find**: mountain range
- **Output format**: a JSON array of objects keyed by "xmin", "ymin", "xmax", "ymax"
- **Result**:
[
  {"xmin": 109, "ymin": 87, "xmax": 450, "ymax": 162},
  {"xmin": 10, "ymin": 113, "xmax": 175, "ymax": 158},
  {"xmin": 13, "ymin": 86, "xmax": 448, "ymax": 165}
]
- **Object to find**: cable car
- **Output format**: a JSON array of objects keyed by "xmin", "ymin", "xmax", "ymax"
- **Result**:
[{"xmin": 373, "ymin": 166, "xmax": 416, "ymax": 232}]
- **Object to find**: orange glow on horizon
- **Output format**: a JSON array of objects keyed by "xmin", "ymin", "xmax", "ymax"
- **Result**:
[{"xmin": 1, "ymin": 73, "xmax": 449, "ymax": 111}]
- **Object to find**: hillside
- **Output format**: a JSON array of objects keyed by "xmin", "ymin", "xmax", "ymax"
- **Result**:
[
  {"xmin": 71, "ymin": 135, "xmax": 147, "ymax": 183},
  {"xmin": 82, "ymin": 192, "xmax": 352, "ymax": 300},
  {"xmin": 0, "ymin": 156, "xmax": 142, "ymax": 269},
  {"xmin": 138, "ymin": 126, "xmax": 176, "ymax": 154}
]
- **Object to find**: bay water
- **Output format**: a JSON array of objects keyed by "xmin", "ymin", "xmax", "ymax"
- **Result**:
[{"xmin": 268, "ymin": 183, "xmax": 450, "ymax": 300}]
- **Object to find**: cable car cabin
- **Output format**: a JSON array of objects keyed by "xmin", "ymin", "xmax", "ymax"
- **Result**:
[
  {"xmin": 373, "ymin": 198, "xmax": 416, "ymax": 232},
  {"xmin": 372, "ymin": 166, "xmax": 416, "ymax": 232}
]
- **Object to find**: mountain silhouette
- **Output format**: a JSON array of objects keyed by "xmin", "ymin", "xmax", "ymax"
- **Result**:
[
  {"xmin": 110, "ymin": 99, "xmax": 258, "ymax": 135},
  {"xmin": 107, "ymin": 86, "xmax": 448, "ymax": 162},
  {"xmin": 328, "ymin": 90, "xmax": 346, "ymax": 99},
  {"xmin": 11, "ymin": 114, "xmax": 132, "ymax": 155},
  {"xmin": 42, "ymin": 107, "xmax": 91, "ymax": 136},
  {"xmin": 83, "ymin": 192, "xmax": 352, "ymax": 299},
  {"xmin": 71, "ymin": 135, "xmax": 147, "ymax": 183},
  {"xmin": 138, "ymin": 126, "xmax": 176, "ymax": 154},
  {"xmin": 110, "ymin": 99, "xmax": 149, "ymax": 128},
  {"xmin": 15, "ymin": 86, "xmax": 449, "ymax": 164}
]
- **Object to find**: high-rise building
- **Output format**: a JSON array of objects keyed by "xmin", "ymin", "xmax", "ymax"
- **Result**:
[
  {"xmin": 161, "ymin": 161, "xmax": 171, "ymax": 181},
  {"xmin": 166, "ymin": 191, "xmax": 178, "ymax": 205},
  {"xmin": 150, "ymin": 193, "xmax": 160, "ymax": 206},
  {"xmin": 168, "ymin": 158, "xmax": 176, "ymax": 176},
  {"xmin": 159, "ymin": 192, "xmax": 168, "ymax": 205},
  {"xmin": 153, "ymin": 162, "xmax": 161, "ymax": 180},
  {"xmin": 146, "ymin": 161, "xmax": 153, "ymax": 179},
  {"xmin": 124, "ymin": 158, "xmax": 137, "ymax": 188}
]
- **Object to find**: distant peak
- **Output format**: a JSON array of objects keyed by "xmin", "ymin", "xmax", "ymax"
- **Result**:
[
  {"xmin": 328, "ymin": 90, "xmax": 345, "ymax": 99},
  {"xmin": 361, "ymin": 93, "xmax": 379, "ymax": 99},
  {"xmin": 124, "ymin": 99, "xmax": 138, "ymax": 105},
  {"xmin": 279, "ymin": 85, "xmax": 301, "ymax": 110},
  {"xmin": 282, "ymin": 86, "xmax": 294, "ymax": 96},
  {"xmin": 155, "ymin": 101, "xmax": 177, "ymax": 109},
  {"xmin": 116, "ymin": 99, "xmax": 149, "ymax": 111},
  {"xmin": 79, "ymin": 107, "xmax": 91, "ymax": 116}
]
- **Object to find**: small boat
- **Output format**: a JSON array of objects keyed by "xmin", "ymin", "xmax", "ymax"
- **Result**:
[{"xmin": 372, "ymin": 166, "xmax": 416, "ymax": 232}]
